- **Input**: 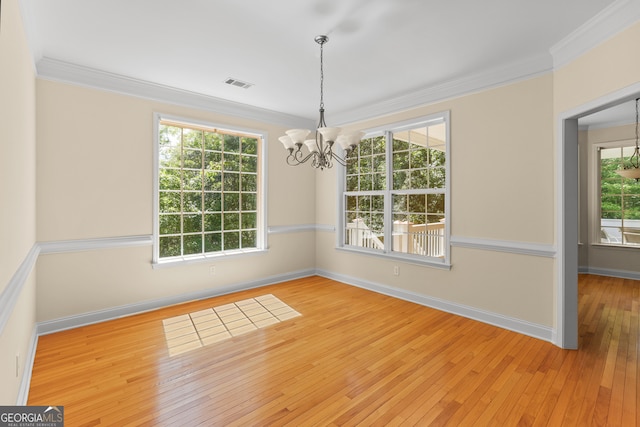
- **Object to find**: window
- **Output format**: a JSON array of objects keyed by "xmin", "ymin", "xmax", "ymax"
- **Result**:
[
  {"xmin": 154, "ymin": 115, "xmax": 265, "ymax": 263},
  {"xmin": 341, "ymin": 113, "xmax": 450, "ymax": 266},
  {"xmin": 598, "ymin": 145, "xmax": 640, "ymax": 246}
]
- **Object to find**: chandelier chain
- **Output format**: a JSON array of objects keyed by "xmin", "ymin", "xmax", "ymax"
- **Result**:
[
  {"xmin": 636, "ymin": 98, "xmax": 640, "ymax": 148},
  {"xmin": 319, "ymin": 40, "xmax": 325, "ymax": 111}
]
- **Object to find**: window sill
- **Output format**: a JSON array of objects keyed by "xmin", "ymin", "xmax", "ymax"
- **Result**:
[
  {"xmin": 152, "ymin": 248, "xmax": 267, "ymax": 269},
  {"xmin": 336, "ymin": 245, "xmax": 452, "ymax": 270}
]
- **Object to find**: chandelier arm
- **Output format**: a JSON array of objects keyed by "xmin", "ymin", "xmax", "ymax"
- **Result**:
[{"xmin": 286, "ymin": 149, "xmax": 317, "ymax": 166}]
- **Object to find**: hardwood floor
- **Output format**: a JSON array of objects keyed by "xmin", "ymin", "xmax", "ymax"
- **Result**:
[{"xmin": 28, "ymin": 274, "xmax": 640, "ymax": 426}]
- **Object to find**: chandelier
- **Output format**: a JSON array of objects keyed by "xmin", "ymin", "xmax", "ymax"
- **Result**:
[
  {"xmin": 279, "ymin": 35, "xmax": 363, "ymax": 170},
  {"xmin": 616, "ymin": 98, "xmax": 640, "ymax": 181}
]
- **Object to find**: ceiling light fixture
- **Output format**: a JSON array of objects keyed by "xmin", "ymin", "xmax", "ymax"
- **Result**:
[
  {"xmin": 616, "ymin": 98, "xmax": 640, "ymax": 181},
  {"xmin": 279, "ymin": 35, "xmax": 363, "ymax": 170}
]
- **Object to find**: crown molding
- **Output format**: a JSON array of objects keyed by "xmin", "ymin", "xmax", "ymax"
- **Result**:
[
  {"xmin": 36, "ymin": 57, "xmax": 315, "ymax": 130},
  {"xmin": 331, "ymin": 53, "xmax": 553, "ymax": 125},
  {"xmin": 550, "ymin": 0, "xmax": 640, "ymax": 70}
]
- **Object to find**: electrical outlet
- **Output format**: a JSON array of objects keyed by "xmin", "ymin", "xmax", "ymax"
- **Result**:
[
  {"xmin": 393, "ymin": 266, "xmax": 400, "ymax": 276},
  {"xmin": 209, "ymin": 266, "xmax": 216, "ymax": 276}
]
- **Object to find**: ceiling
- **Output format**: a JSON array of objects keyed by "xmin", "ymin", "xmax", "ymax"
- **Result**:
[{"xmin": 24, "ymin": 0, "xmax": 619, "ymax": 124}]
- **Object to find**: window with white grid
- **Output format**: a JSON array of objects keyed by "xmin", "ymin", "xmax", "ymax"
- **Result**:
[
  {"xmin": 342, "ymin": 112, "xmax": 450, "ymax": 266},
  {"xmin": 154, "ymin": 116, "xmax": 264, "ymax": 263}
]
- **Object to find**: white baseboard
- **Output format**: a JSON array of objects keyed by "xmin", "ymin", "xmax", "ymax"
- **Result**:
[
  {"xmin": 37, "ymin": 269, "xmax": 315, "ymax": 335},
  {"xmin": 579, "ymin": 266, "xmax": 640, "ymax": 281},
  {"xmin": 316, "ymin": 269, "xmax": 555, "ymax": 343}
]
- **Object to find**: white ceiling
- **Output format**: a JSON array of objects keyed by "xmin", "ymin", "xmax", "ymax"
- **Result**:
[{"xmin": 24, "ymin": 0, "xmax": 619, "ymax": 124}]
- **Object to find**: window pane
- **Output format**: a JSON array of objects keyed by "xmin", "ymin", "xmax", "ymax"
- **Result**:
[
  {"xmin": 204, "ymin": 132, "xmax": 222, "ymax": 151},
  {"xmin": 393, "ymin": 151, "xmax": 409, "ymax": 170},
  {"xmin": 224, "ymin": 173, "xmax": 240, "ymax": 191},
  {"xmin": 159, "ymin": 236, "xmax": 181, "ymax": 257},
  {"xmin": 241, "ymin": 174, "xmax": 257, "ymax": 192},
  {"xmin": 624, "ymin": 196, "xmax": 640, "ymax": 218},
  {"xmin": 183, "ymin": 235, "xmax": 202, "ymax": 255},
  {"xmin": 204, "ymin": 151, "xmax": 222, "ymax": 170},
  {"xmin": 241, "ymin": 193, "xmax": 257, "ymax": 211},
  {"xmin": 372, "ymin": 136, "xmax": 385, "ymax": 154},
  {"xmin": 427, "ymin": 194, "xmax": 445, "ymax": 215},
  {"xmin": 360, "ymin": 174, "xmax": 373, "ymax": 191},
  {"xmin": 159, "ymin": 125, "xmax": 181, "ymax": 147},
  {"xmin": 224, "ymin": 154, "xmax": 240, "ymax": 171},
  {"xmin": 183, "ymin": 192, "xmax": 202, "ymax": 212},
  {"xmin": 242, "ymin": 156, "xmax": 258, "ymax": 173},
  {"xmin": 183, "ymin": 214, "xmax": 202, "ymax": 233},
  {"xmin": 204, "ymin": 213, "xmax": 221, "ymax": 232},
  {"xmin": 159, "ymin": 169, "xmax": 181, "ymax": 191},
  {"xmin": 242, "ymin": 212, "xmax": 257, "ymax": 229},
  {"xmin": 429, "ymin": 167, "xmax": 446, "ymax": 188},
  {"xmin": 224, "ymin": 193, "xmax": 240, "ymax": 211},
  {"xmin": 393, "ymin": 171, "xmax": 409, "ymax": 190},
  {"xmin": 159, "ymin": 146, "xmax": 181, "ymax": 168},
  {"xmin": 242, "ymin": 230, "xmax": 257, "ymax": 248},
  {"xmin": 204, "ymin": 233, "xmax": 222, "ymax": 252},
  {"xmin": 242, "ymin": 137, "xmax": 258, "ymax": 155},
  {"xmin": 224, "ymin": 213, "xmax": 240, "ymax": 230},
  {"xmin": 346, "ymin": 175, "xmax": 358, "ymax": 191},
  {"xmin": 159, "ymin": 214, "xmax": 180, "ymax": 235},
  {"xmin": 204, "ymin": 171, "xmax": 222, "ymax": 191},
  {"xmin": 224, "ymin": 135, "xmax": 240, "ymax": 153},
  {"xmin": 224, "ymin": 231, "xmax": 240, "ymax": 250},
  {"xmin": 393, "ymin": 136, "xmax": 409, "ymax": 151},
  {"xmin": 159, "ymin": 191, "xmax": 181, "ymax": 213},
  {"xmin": 182, "ymin": 170, "xmax": 202, "ymax": 191},
  {"xmin": 183, "ymin": 128, "xmax": 202, "ymax": 149},
  {"xmin": 204, "ymin": 192, "xmax": 221, "ymax": 212},
  {"xmin": 183, "ymin": 149, "xmax": 202, "ymax": 169}
]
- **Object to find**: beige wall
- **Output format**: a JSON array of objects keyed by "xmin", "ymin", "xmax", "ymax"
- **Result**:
[
  {"xmin": 554, "ymin": 22, "xmax": 640, "ymax": 116},
  {"xmin": 35, "ymin": 79, "xmax": 318, "ymax": 321},
  {"xmin": 316, "ymin": 75, "xmax": 556, "ymax": 327},
  {"xmin": 0, "ymin": 0, "xmax": 37, "ymax": 404}
]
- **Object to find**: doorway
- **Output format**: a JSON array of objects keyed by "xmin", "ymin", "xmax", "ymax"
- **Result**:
[{"xmin": 558, "ymin": 84, "xmax": 640, "ymax": 349}]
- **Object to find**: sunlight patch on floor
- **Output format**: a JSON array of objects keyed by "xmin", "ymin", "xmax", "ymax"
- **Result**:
[{"xmin": 162, "ymin": 294, "xmax": 301, "ymax": 356}]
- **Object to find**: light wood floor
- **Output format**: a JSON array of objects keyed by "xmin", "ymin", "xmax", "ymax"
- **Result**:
[{"xmin": 28, "ymin": 274, "xmax": 640, "ymax": 426}]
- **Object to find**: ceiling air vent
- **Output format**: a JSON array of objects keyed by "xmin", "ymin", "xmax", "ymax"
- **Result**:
[{"xmin": 224, "ymin": 77, "xmax": 253, "ymax": 89}]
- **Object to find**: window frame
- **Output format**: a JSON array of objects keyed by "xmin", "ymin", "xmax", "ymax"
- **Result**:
[
  {"xmin": 337, "ymin": 111, "xmax": 451, "ymax": 268},
  {"xmin": 591, "ymin": 139, "xmax": 640, "ymax": 249},
  {"xmin": 152, "ymin": 113, "xmax": 268, "ymax": 267}
]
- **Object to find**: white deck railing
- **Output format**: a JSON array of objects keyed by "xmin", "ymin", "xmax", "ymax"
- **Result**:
[
  {"xmin": 393, "ymin": 221, "xmax": 445, "ymax": 257},
  {"xmin": 345, "ymin": 219, "xmax": 384, "ymax": 250},
  {"xmin": 345, "ymin": 219, "xmax": 445, "ymax": 257}
]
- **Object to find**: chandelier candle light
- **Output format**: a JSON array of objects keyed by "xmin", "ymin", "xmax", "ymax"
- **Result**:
[
  {"xmin": 616, "ymin": 98, "xmax": 640, "ymax": 181},
  {"xmin": 279, "ymin": 35, "xmax": 364, "ymax": 170}
]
